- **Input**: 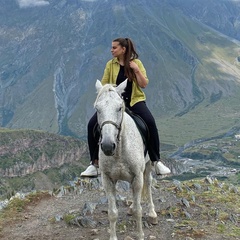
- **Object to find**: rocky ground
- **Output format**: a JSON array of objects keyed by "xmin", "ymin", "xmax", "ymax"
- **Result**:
[{"xmin": 0, "ymin": 174, "xmax": 239, "ymax": 240}]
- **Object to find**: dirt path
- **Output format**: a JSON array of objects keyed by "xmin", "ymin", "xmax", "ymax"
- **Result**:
[{"xmin": 0, "ymin": 177, "xmax": 239, "ymax": 240}]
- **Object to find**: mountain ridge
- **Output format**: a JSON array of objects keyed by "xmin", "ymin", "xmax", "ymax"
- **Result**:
[{"xmin": 0, "ymin": 0, "xmax": 240, "ymax": 146}]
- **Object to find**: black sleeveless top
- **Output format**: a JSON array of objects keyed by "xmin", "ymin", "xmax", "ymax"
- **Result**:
[{"xmin": 116, "ymin": 65, "xmax": 132, "ymax": 106}]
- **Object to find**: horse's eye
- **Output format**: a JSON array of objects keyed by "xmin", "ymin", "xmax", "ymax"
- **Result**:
[{"xmin": 118, "ymin": 107, "xmax": 122, "ymax": 112}]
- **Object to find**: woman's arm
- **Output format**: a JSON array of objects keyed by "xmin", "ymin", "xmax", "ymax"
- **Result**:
[
  {"xmin": 101, "ymin": 62, "xmax": 110, "ymax": 85},
  {"xmin": 130, "ymin": 60, "xmax": 148, "ymax": 88}
]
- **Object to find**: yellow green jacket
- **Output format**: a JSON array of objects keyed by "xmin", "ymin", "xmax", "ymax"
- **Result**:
[{"xmin": 101, "ymin": 57, "xmax": 149, "ymax": 106}]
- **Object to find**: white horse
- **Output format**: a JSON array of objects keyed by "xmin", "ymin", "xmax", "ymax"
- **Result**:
[{"xmin": 94, "ymin": 79, "xmax": 158, "ymax": 240}]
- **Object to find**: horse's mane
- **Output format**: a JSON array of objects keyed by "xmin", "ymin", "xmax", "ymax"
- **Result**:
[{"xmin": 94, "ymin": 84, "xmax": 118, "ymax": 106}]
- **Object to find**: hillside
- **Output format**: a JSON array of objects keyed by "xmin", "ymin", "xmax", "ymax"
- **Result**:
[
  {"xmin": 0, "ymin": 128, "xmax": 88, "ymax": 198},
  {"xmin": 0, "ymin": 126, "xmax": 239, "ymax": 200},
  {"xmin": 0, "ymin": 176, "xmax": 239, "ymax": 239},
  {"xmin": 0, "ymin": 0, "xmax": 240, "ymax": 148}
]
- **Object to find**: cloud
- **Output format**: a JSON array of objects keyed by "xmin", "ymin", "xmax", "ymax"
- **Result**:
[{"xmin": 17, "ymin": 0, "xmax": 50, "ymax": 8}]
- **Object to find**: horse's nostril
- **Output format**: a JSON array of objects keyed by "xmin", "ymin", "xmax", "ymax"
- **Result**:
[{"xmin": 101, "ymin": 141, "xmax": 115, "ymax": 156}]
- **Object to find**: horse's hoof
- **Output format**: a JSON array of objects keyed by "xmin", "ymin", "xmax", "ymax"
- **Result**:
[{"xmin": 148, "ymin": 216, "xmax": 158, "ymax": 225}]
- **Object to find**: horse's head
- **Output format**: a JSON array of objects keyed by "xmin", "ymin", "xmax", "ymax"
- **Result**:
[{"xmin": 94, "ymin": 79, "xmax": 127, "ymax": 156}]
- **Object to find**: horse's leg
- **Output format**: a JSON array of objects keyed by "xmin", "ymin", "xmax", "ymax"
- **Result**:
[
  {"xmin": 144, "ymin": 161, "xmax": 158, "ymax": 224},
  {"xmin": 102, "ymin": 173, "xmax": 118, "ymax": 240},
  {"xmin": 132, "ymin": 173, "xmax": 144, "ymax": 240}
]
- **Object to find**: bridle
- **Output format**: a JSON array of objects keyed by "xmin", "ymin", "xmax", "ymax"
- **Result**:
[
  {"xmin": 100, "ymin": 120, "xmax": 121, "ymax": 141},
  {"xmin": 99, "ymin": 102, "xmax": 125, "ymax": 142}
]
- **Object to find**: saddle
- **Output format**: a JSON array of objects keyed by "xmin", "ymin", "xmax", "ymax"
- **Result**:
[
  {"xmin": 94, "ymin": 108, "xmax": 150, "ymax": 156},
  {"xmin": 125, "ymin": 108, "xmax": 150, "ymax": 156}
]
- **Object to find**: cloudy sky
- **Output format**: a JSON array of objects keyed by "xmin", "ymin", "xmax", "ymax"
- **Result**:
[{"xmin": 17, "ymin": 0, "xmax": 50, "ymax": 8}]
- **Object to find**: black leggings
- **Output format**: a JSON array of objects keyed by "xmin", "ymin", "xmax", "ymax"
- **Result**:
[{"xmin": 87, "ymin": 101, "xmax": 160, "ymax": 163}]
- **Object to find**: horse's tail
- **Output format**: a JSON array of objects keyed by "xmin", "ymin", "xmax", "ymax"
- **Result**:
[{"xmin": 141, "ymin": 160, "xmax": 152, "ymax": 201}]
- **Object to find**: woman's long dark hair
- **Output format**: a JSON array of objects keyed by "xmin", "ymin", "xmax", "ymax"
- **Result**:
[{"xmin": 113, "ymin": 37, "xmax": 139, "ymax": 81}]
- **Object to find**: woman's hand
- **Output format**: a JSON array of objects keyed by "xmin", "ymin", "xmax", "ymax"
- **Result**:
[{"xmin": 129, "ymin": 61, "xmax": 140, "ymax": 73}]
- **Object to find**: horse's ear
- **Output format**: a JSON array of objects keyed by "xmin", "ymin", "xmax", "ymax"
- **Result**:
[
  {"xmin": 95, "ymin": 79, "xmax": 103, "ymax": 93},
  {"xmin": 116, "ymin": 78, "xmax": 128, "ymax": 95}
]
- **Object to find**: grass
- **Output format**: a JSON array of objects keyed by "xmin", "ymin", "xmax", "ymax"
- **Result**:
[
  {"xmin": 157, "ymin": 94, "xmax": 240, "ymax": 147},
  {"xmin": 63, "ymin": 214, "xmax": 76, "ymax": 225},
  {"xmin": 163, "ymin": 177, "xmax": 240, "ymax": 239}
]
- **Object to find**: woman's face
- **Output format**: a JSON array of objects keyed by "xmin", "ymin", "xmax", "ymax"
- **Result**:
[{"xmin": 111, "ymin": 41, "xmax": 126, "ymax": 58}]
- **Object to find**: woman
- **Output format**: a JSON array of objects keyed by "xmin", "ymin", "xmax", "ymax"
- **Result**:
[{"xmin": 81, "ymin": 37, "xmax": 171, "ymax": 177}]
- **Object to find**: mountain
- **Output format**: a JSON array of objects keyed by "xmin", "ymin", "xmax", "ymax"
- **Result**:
[
  {"xmin": 0, "ymin": 0, "xmax": 240, "ymax": 147},
  {"xmin": 0, "ymin": 128, "xmax": 87, "ymax": 177},
  {"xmin": 0, "ymin": 128, "xmax": 88, "ymax": 196}
]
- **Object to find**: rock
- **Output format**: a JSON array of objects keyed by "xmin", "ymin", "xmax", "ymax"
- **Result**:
[
  {"xmin": 183, "ymin": 210, "xmax": 192, "ymax": 219},
  {"xmin": 54, "ymin": 214, "xmax": 63, "ymax": 222},
  {"xmin": 124, "ymin": 237, "xmax": 134, "ymax": 240},
  {"xmin": 173, "ymin": 179, "xmax": 183, "ymax": 192},
  {"xmin": 149, "ymin": 235, "xmax": 157, "ymax": 239},
  {"xmin": 181, "ymin": 198, "xmax": 190, "ymax": 208},
  {"xmin": 69, "ymin": 216, "xmax": 97, "ymax": 228},
  {"xmin": 82, "ymin": 202, "xmax": 98, "ymax": 215},
  {"xmin": 228, "ymin": 184, "xmax": 239, "ymax": 193},
  {"xmin": 193, "ymin": 183, "xmax": 201, "ymax": 190},
  {"xmin": 90, "ymin": 229, "xmax": 99, "ymax": 235}
]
